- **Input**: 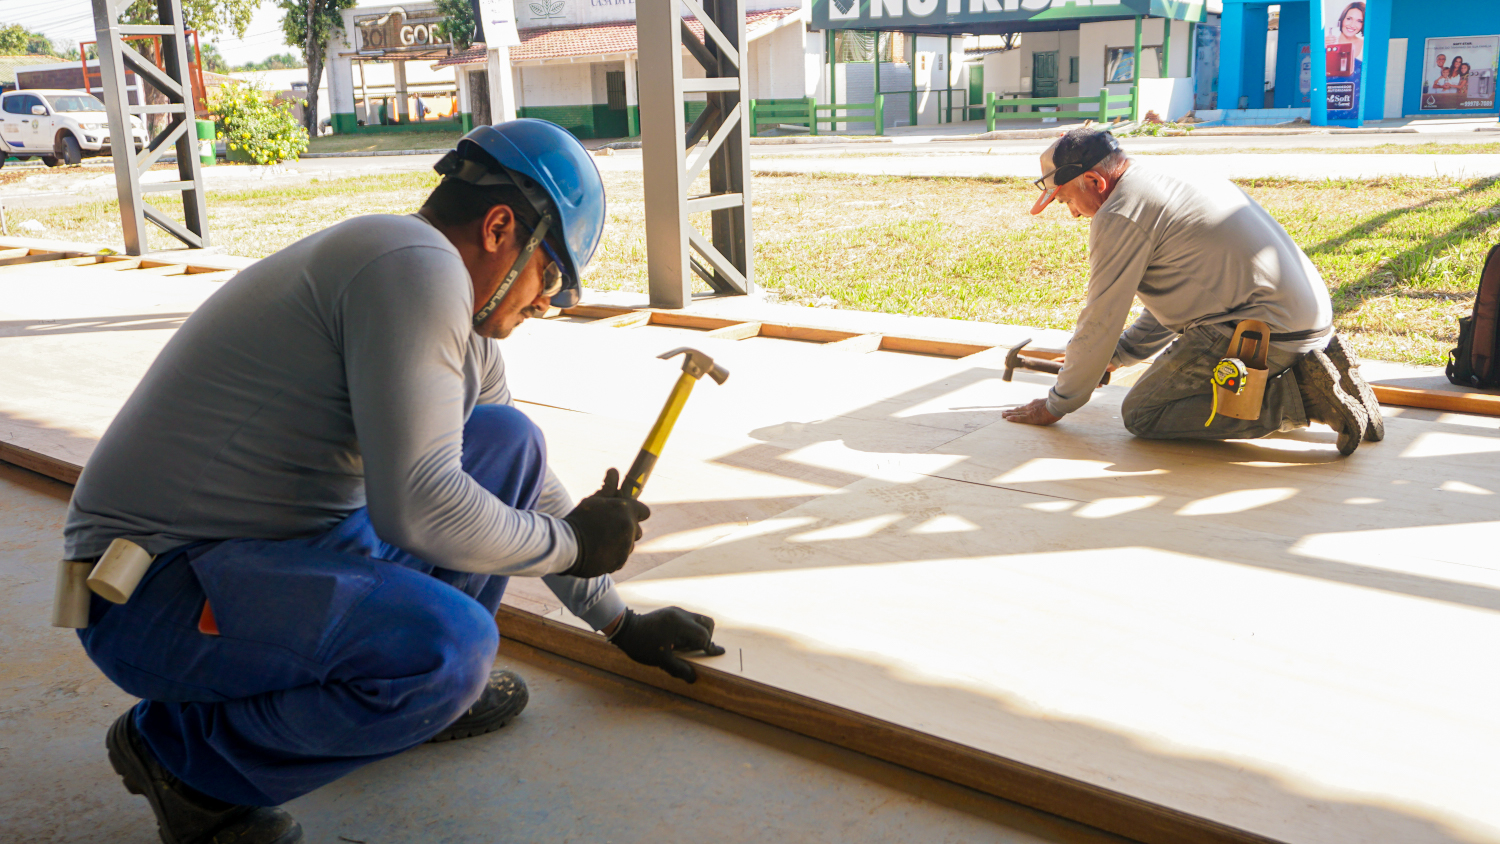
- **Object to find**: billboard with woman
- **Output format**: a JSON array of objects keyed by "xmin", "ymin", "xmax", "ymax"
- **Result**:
[
  {"xmin": 1323, "ymin": 0, "xmax": 1364, "ymax": 119},
  {"xmin": 1420, "ymin": 36, "xmax": 1499, "ymax": 112}
]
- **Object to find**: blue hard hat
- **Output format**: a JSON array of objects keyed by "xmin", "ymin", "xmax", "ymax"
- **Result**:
[{"xmin": 445, "ymin": 119, "xmax": 605, "ymax": 308}]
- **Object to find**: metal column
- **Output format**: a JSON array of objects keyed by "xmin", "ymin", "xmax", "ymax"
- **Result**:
[
  {"xmin": 91, "ymin": 0, "xmax": 209, "ymax": 254},
  {"xmin": 637, "ymin": 0, "xmax": 753, "ymax": 309}
]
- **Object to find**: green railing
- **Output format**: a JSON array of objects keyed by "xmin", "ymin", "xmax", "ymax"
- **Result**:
[
  {"xmin": 816, "ymin": 94, "xmax": 885, "ymax": 135},
  {"xmin": 984, "ymin": 87, "xmax": 1137, "ymax": 132},
  {"xmin": 749, "ymin": 97, "xmax": 817, "ymax": 136},
  {"xmin": 748, "ymin": 95, "xmax": 886, "ymax": 136}
]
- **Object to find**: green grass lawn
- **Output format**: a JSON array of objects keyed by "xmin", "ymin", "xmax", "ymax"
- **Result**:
[{"xmin": 22, "ymin": 169, "xmax": 1499, "ymax": 367}]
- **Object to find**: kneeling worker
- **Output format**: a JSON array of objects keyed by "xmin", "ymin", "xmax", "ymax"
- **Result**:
[
  {"xmin": 62, "ymin": 120, "xmax": 721, "ymax": 843},
  {"xmin": 1002, "ymin": 128, "xmax": 1382, "ymax": 455}
]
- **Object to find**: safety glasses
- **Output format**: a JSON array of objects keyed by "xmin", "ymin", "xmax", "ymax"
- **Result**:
[{"xmin": 518, "ymin": 219, "xmax": 569, "ymax": 299}]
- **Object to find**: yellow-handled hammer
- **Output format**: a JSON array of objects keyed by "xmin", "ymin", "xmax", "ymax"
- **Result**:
[{"xmin": 622, "ymin": 347, "xmax": 729, "ymax": 500}]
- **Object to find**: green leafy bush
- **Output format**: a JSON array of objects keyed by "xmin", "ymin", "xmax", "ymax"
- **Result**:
[{"xmin": 207, "ymin": 81, "xmax": 309, "ymax": 165}]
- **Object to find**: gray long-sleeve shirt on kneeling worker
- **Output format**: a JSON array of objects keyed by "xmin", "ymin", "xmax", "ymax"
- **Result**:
[
  {"xmin": 1046, "ymin": 163, "xmax": 1333, "ymax": 418},
  {"xmin": 64, "ymin": 213, "xmax": 623, "ymax": 629}
]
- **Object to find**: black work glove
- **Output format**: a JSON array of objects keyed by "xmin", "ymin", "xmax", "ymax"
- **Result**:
[
  {"xmin": 609, "ymin": 607, "xmax": 726, "ymax": 683},
  {"xmin": 561, "ymin": 468, "xmax": 651, "ymax": 579}
]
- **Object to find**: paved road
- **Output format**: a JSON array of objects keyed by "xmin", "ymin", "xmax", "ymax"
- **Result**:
[{"xmin": 4, "ymin": 128, "xmax": 1497, "ymax": 217}]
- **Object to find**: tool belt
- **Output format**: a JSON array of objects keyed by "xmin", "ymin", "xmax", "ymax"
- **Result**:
[
  {"xmin": 51, "ymin": 538, "xmax": 156, "ymax": 629},
  {"xmin": 1229, "ymin": 322, "xmax": 1333, "ymax": 343}
]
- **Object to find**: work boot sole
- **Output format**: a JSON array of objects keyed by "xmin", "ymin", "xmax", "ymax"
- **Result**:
[
  {"xmin": 429, "ymin": 668, "xmax": 529, "ymax": 743},
  {"xmin": 107, "ymin": 711, "xmax": 302, "ymax": 844},
  {"xmin": 1325, "ymin": 334, "xmax": 1385, "ymax": 442},
  {"xmin": 1297, "ymin": 350, "xmax": 1366, "ymax": 456}
]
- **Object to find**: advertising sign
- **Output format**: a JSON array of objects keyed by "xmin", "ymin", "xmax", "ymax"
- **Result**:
[
  {"xmin": 1193, "ymin": 23, "xmax": 1219, "ymax": 110},
  {"xmin": 813, "ymin": 0, "xmax": 1205, "ymax": 32},
  {"xmin": 1298, "ymin": 43, "xmax": 1311, "ymax": 106},
  {"xmin": 354, "ymin": 6, "xmax": 449, "ymax": 54},
  {"xmin": 1322, "ymin": 0, "xmax": 1363, "ymax": 120},
  {"xmin": 1419, "ymin": 35, "xmax": 1499, "ymax": 112}
]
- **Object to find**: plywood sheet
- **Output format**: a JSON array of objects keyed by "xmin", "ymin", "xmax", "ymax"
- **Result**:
[
  {"xmin": 610, "ymin": 468, "xmax": 1500, "ymax": 844},
  {"xmin": 6, "ymin": 260, "xmax": 1499, "ymax": 844}
]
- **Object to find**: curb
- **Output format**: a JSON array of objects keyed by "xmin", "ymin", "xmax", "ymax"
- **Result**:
[{"xmin": 300, "ymin": 148, "xmax": 451, "ymax": 158}]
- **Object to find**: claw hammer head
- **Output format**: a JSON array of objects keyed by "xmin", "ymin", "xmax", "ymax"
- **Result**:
[
  {"xmin": 659, "ymin": 347, "xmax": 729, "ymax": 385},
  {"xmin": 1002, "ymin": 339, "xmax": 1032, "ymax": 382}
]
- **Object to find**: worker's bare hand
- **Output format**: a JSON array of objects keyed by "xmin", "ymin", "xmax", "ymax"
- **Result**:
[
  {"xmin": 610, "ymin": 607, "xmax": 727, "ymax": 683},
  {"xmin": 1002, "ymin": 398, "xmax": 1063, "ymax": 426}
]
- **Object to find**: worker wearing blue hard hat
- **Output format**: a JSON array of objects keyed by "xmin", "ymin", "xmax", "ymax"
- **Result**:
[{"xmin": 64, "ymin": 119, "xmax": 722, "ymax": 844}]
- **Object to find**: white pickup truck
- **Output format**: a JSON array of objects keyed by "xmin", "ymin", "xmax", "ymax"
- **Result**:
[{"xmin": 0, "ymin": 88, "xmax": 149, "ymax": 167}]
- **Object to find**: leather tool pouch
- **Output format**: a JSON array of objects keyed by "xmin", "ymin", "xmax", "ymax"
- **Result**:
[{"xmin": 1214, "ymin": 320, "xmax": 1271, "ymax": 421}]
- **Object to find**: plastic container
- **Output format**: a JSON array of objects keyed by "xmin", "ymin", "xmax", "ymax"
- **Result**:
[{"xmin": 195, "ymin": 118, "xmax": 216, "ymax": 167}]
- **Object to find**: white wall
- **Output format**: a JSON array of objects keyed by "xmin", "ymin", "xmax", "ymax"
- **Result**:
[
  {"xmin": 912, "ymin": 34, "xmax": 961, "ymax": 124},
  {"xmin": 982, "ymin": 50, "xmax": 1022, "ymax": 97},
  {"xmin": 750, "ymin": 19, "xmax": 808, "ymax": 100},
  {"xmin": 515, "ymin": 64, "xmax": 593, "ymax": 107},
  {"xmin": 1136, "ymin": 76, "xmax": 1196, "ymax": 122}
]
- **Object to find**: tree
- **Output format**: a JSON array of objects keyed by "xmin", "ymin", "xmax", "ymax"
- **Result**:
[
  {"xmin": 237, "ymin": 51, "xmax": 305, "ymax": 71},
  {"xmin": 197, "ymin": 41, "xmax": 228, "ymax": 72},
  {"xmin": 436, "ymin": 0, "xmax": 476, "ymax": 51},
  {"xmin": 121, "ymin": 0, "xmax": 256, "ymax": 40},
  {"xmin": 278, "ymin": 0, "xmax": 356, "ymax": 134},
  {"xmin": 0, "ymin": 23, "xmax": 28, "ymax": 54}
]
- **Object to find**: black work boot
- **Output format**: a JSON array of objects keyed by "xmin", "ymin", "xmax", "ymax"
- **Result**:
[
  {"xmin": 428, "ymin": 668, "xmax": 529, "ymax": 743},
  {"xmin": 1294, "ymin": 349, "xmax": 1367, "ymax": 456},
  {"xmin": 1324, "ymin": 333, "xmax": 1385, "ymax": 442},
  {"xmin": 107, "ymin": 710, "xmax": 303, "ymax": 844}
]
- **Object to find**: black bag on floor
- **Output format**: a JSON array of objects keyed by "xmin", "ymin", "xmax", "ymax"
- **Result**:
[{"xmin": 1447, "ymin": 243, "xmax": 1500, "ymax": 389}]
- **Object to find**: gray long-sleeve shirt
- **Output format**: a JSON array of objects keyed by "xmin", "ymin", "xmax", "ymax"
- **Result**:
[
  {"xmin": 1047, "ymin": 163, "xmax": 1333, "ymax": 417},
  {"xmin": 65, "ymin": 213, "xmax": 624, "ymax": 629}
]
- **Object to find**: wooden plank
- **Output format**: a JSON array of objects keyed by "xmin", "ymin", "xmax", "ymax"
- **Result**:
[
  {"xmin": 757, "ymin": 323, "xmax": 862, "ymax": 344},
  {"xmin": 878, "ymin": 335, "xmax": 994, "ymax": 359},
  {"xmin": 704, "ymin": 321, "xmax": 763, "ymax": 341},
  {"xmin": 0, "ymin": 256, "xmax": 104, "ymax": 273},
  {"xmin": 593, "ymin": 311, "xmax": 654, "ymax": 329},
  {"xmin": 646, "ymin": 311, "xmax": 744, "ymax": 332},
  {"xmin": 561, "ymin": 304, "xmax": 639, "ymax": 319},
  {"xmin": 1373, "ymin": 384, "xmax": 1500, "ymax": 417},
  {"xmin": 0, "ymin": 248, "xmax": 29, "ymax": 260},
  {"xmin": 822, "ymin": 333, "xmax": 884, "ymax": 353},
  {"xmin": 0, "ymin": 251, "xmax": 74, "ymax": 267},
  {"xmin": 495, "ymin": 607, "xmax": 1279, "ymax": 844},
  {"xmin": 0, "ymin": 441, "xmax": 79, "ymax": 485}
]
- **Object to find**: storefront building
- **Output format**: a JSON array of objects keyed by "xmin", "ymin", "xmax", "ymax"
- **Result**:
[
  {"xmin": 323, "ymin": 0, "xmax": 808, "ymax": 138},
  {"xmin": 1216, "ymin": 0, "xmax": 1500, "ymax": 125},
  {"xmin": 811, "ymin": 0, "xmax": 1214, "ymax": 127}
]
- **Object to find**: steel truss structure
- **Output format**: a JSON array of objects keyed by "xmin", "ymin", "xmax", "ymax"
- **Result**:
[
  {"xmin": 91, "ymin": 0, "xmax": 210, "ymax": 254},
  {"xmin": 637, "ymin": 0, "xmax": 753, "ymax": 309}
]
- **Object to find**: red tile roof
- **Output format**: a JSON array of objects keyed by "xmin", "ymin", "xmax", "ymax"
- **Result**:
[{"xmin": 434, "ymin": 8, "xmax": 799, "ymax": 67}]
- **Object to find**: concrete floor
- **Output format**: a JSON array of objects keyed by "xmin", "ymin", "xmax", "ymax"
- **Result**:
[{"xmin": 0, "ymin": 461, "xmax": 1128, "ymax": 844}]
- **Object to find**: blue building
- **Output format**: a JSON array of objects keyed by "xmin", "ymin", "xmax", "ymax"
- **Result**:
[{"xmin": 1216, "ymin": 0, "xmax": 1499, "ymax": 125}]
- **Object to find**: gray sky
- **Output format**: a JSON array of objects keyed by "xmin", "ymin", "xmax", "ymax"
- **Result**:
[{"xmin": 6, "ymin": 0, "xmax": 395, "ymax": 67}]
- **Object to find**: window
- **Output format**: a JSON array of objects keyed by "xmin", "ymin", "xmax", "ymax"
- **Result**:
[
  {"xmin": 1069, "ymin": 56, "xmax": 1079, "ymax": 84},
  {"xmin": 1105, "ymin": 45, "xmax": 1163, "ymax": 83},
  {"xmin": 47, "ymin": 94, "xmax": 105, "ymax": 113},
  {"xmin": 1, "ymin": 96, "xmax": 21, "ymax": 115}
]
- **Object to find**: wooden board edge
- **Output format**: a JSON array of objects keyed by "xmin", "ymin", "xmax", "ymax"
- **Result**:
[
  {"xmin": 0, "ymin": 441, "xmax": 81, "ymax": 485},
  {"xmin": 1372, "ymin": 384, "xmax": 1500, "ymax": 417},
  {"xmin": 493, "ymin": 606, "xmax": 1285, "ymax": 844}
]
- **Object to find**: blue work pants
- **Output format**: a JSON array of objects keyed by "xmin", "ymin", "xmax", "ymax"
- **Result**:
[{"xmin": 78, "ymin": 405, "xmax": 547, "ymax": 807}]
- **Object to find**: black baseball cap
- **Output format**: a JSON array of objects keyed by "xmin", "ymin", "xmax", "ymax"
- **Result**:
[{"xmin": 1031, "ymin": 128, "xmax": 1122, "ymax": 215}]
